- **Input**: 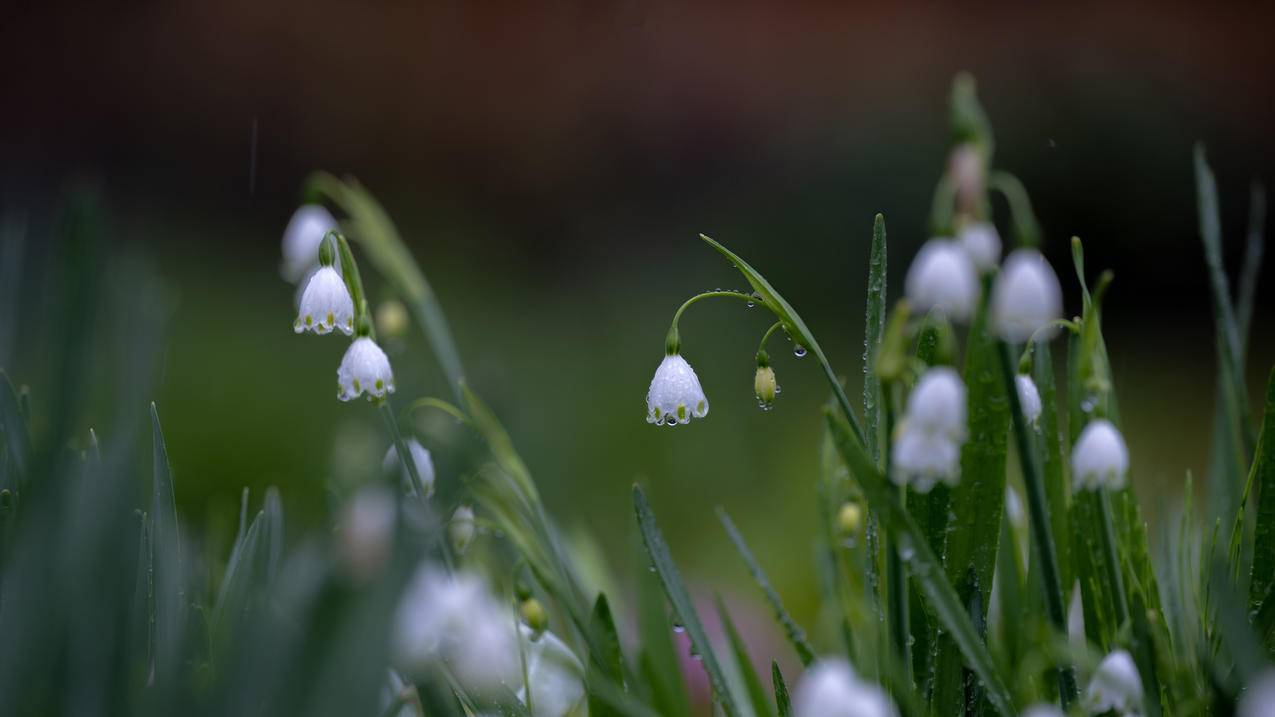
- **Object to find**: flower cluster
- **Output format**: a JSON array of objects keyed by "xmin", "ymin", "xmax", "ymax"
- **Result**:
[{"xmin": 891, "ymin": 367, "xmax": 968, "ymax": 492}]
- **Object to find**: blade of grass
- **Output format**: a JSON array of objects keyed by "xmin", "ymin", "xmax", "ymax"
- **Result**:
[
  {"xmin": 715, "ymin": 594, "xmax": 776, "ymax": 717},
  {"xmin": 634, "ymin": 485, "xmax": 740, "ymax": 717},
  {"xmin": 863, "ymin": 214, "xmax": 888, "ymax": 464},
  {"xmin": 1236, "ymin": 181, "xmax": 1265, "ymax": 353},
  {"xmin": 0, "ymin": 371, "xmax": 29, "ymax": 490},
  {"xmin": 1247, "ymin": 369, "xmax": 1275, "ymax": 611},
  {"xmin": 587, "ymin": 594, "xmax": 627, "ymax": 717},
  {"xmin": 717, "ymin": 508, "xmax": 816, "ymax": 666},
  {"xmin": 149, "ymin": 402, "xmax": 185, "ymax": 692},
  {"xmin": 771, "ymin": 662, "xmax": 791, "ymax": 717}
]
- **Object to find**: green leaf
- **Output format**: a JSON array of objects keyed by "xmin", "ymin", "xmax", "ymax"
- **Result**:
[
  {"xmin": 715, "ymin": 594, "xmax": 775, "ymax": 717},
  {"xmin": 1032, "ymin": 339, "xmax": 1071, "ymax": 589},
  {"xmin": 717, "ymin": 508, "xmax": 816, "ymax": 666},
  {"xmin": 633, "ymin": 485, "xmax": 740, "ymax": 717},
  {"xmin": 635, "ymin": 540, "xmax": 692, "ymax": 717},
  {"xmin": 771, "ymin": 661, "xmax": 792, "ymax": 717},
  {"xmin": 699, "ymin": 233, "xmax": 866, "ymax": 446},
  {"xmin": 0, "ymin": 371, "xmax": 30, "ymax": 490},
  {"xmin": 932, "ymin": 288, "xmax": 1010, "ymax": 711},
  {"xmin": 823, "ymin": 408, "xmax": 1015, "ymax": 716},
  {"xmin": 988, "ymin": 171, "xmax": 1042, "ymax": 248},
  {"xmin": 1248, "ymin": 369, "xmax": 1275, "ymax": 614},
  {"xmin": 587, "ymin": 594, "xmax": 627, "ymax": 717},
  {"xmin": 149, "ymin": 402, "xmax": 185, "ymax": 691},
  {"xmin": 863, "ymin": 214, "xmax": 888, "ymax": 464},
  {"xmin": 1236, "ymin": 181, "xmax": 1265, "ymax": 352}
]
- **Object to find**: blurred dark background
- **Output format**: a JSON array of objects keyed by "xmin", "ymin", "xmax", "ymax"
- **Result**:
[{"xmin": 2, "ymin": 3, "xmax": 1273, "ymax": 624}]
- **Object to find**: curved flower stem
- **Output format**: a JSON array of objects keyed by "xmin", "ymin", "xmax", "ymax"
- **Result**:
[
  {"xmin": 755, "ymin": 321, "xmax": 784, "ymax": 362},
  {"xmin": 998, "ymin": 340, "xmax": 1078, "ymax": 706},
  {"xmin": 666, "ymin": 290, "xmax": 758, "ymax": 353},
  {"xmin": 401, "ymin": 396, "xmax": 471, "ymax": 427},
  {"xmin": 329, "ymin": 230, "xmax": 376, "ymax": 339}
]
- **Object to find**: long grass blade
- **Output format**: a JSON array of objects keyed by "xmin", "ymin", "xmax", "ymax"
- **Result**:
[
  {"xmin": 149, "ymin": 402, "xmax": 185, "ymax": 693},
  {"xmin": 0, "ymin": 371, "xmax": 30, "ymax": 490},
  {"xmin": 863, "ymin": 213, "xmax": 888, "ymax": 463},
  {"xmin": 715, "ymin": 594, "xmax": 776, "ymax": 717},
  {"xmin": 771, "ymin": 661, "xmax": 792, "ymax": 717},
  {"xmin": 1247, "ymin": 369, "xmax": 1275, "ymax": 612}
]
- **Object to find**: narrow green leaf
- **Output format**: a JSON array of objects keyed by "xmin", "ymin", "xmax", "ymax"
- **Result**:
[
  {"xmin": 1236, "ymin": 181, "xmax": 1265, "ymax": 352},
  {"xmin": 211, "ymin": 510, "xmax": 264, "ymax": 648},
  {"xmin": 149, "ymin": 402, "xmax": 185, "ymax": 690},
  {"xmin": 863, "ymin": 213, "xmax": 887, "ymax": 464},
  {"xmin": 634, "ymin": 485, "xmax": 740, "ymax": 717},
  {"xmin": 771, "ymin": 661, "xmax": 792, "ymax": 717},
  {"xmin": 587, "ymin": 594, "xmax": 626, "ymax": 717},
  {"xmin": 635, "ymin": 541, "xmax": 692, "ymax": 717},
  {"xmin": 1032, "ymin": 339, "xmax": 1071, "ymax": 589},
  {"xmin": 823, "ymin": 408, "xmax": 1015, "ymax": 716},
  {"xmin": 1248, "ymin": 369, "xmax": 1275, "ymax": 611},
  {"xmin": 988, "ymin": 171, "xmax": 1042, "ymax": 248},
  {"xmin": 715, "ymin": 594, "xmax": 775, "ymax": 717},
  {"xmin": 717, "ymin": 508, "xmax": 816, "ymax": 666},
  {"xmin": 1129, "ymin": 590, "xmax": 1164, "ymax": 717},
  {"xmin": 0, "ymin": 371, "xmax": 30, "ymax": 489}
]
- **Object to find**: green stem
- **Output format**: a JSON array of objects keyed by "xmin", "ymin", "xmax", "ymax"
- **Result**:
[
  {"xmin": 1097, "ymin": 487, "xmax": 1131, "ymax": 629},
  {"xmin": 401, "ymin": 397, "xmax": 471, "ymax": 427},
  {"xmin": 330, "ymin": 231, "xmax": 375, "ymax": 339},
  {"xmin": 666, "ymin": 290, "xmax": 758, "ymax": 354},
  {"xmin": 998, "ymin": 341, "xmax": 1078, "ymax": 707},
  {"xmin": 378, "ymin": 401, "xmax": 428, "ymax": 507},
  {"xmin": 756, "ymin": 321, "xmax": 784, "ymax": 362},
  {"xmin": 883, "ymin": 387, "xmax": 911, "ymax": 686}
]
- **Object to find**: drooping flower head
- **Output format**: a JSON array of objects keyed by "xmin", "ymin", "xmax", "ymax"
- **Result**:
[
  {"xmin": 990, "ymin": 249, "xmax": 1063, "ymax": 343},
  {"xmin": 1084, "ymin": 649, "xmax": 1143, "ymax": 716},
  {"xmin": 295, "ymin": 265, "xmax": 354, "ymax": 335},
  {"xmin": 516, "ymin": 626, "xmax": 587, "ymax": 717},
  {"xmin": 646, "ymin": 353, "xmax": 709, "ymax": 425},
  {"xmin": 281, "ymin": 204, "xmax": 339, "ymax": 283},
  {"xmin": 754, "ymin": 364, "xmax": 779, "ymax": 409},
  {"xmin": 904, "ymin": 239, "xmax": 979, "ymax": 322},
  {"xmin": 382, "ymin": 438, "xmax": 436, "ymax": 497},
  {"xmin": 338, "ymin": 337, "xmax": 396, "ymax": 402},
  {"xmin": 958, "ymin": 221, "xmax": 1002, "ymax": 273},
  {"xmin": 1071, "ymin": 419, "xmax": 1129, "ymax": 491},
  {"xmin": 891, "ymin": 424, "xmax": 961, "ymax": 493},
  {"xmin": 1015, "ymin": 374, "xmax": 1042, "ymax": 427},
  {"xmin": 905, "ymin": 367, "xmax": 968, "ymax": 441},
  {"xmin": 793, "ymin": 658, "xmax": 898, "ymax": 717}
]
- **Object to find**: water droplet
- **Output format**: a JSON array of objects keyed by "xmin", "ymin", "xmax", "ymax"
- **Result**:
[
  {"xmin": 648, "ymin": 564, "xmax": 657, "ymax": 573},
  {"xmin": 672, "ymin": 623, "xmax": 685, "ymax": 634},
  {"xmin": 793, "ymin": 346, "xmax": 808, "ymax": 358}
]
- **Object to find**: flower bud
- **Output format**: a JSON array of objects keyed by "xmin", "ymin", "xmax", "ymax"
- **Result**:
[
  {"xmin": 1071, "ymin": 419, "xmax": 1129, "ymax": 492},
  {"xmin": 1014, "ymin": 374, "xmax": 1042, "ymax": 427},
  {"xmin": 449, "ymin": 505, "xmax": 476, "ymax": 555},
  {"xmin": 837, "ymin": 502, "xmax": 862, "ymax": 537},
  {"xmin": 376, "ymin": 299, "xmax": 410, "ymax": 340},
  {"xmin": 754, "ymin": 365, "xmax": 778, "ymax": 409},
  {"xmin": 520, "ymin": 597, "xmax": 548, "ymax": 635}
]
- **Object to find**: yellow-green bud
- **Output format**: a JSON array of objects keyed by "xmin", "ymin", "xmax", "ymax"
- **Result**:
[
  {"xmin": 754, "ymin": 365, "xmax": 778, "ymax": 408},
  {"xmin": 376, "ymin": 299, "xmax": 410, "ymax": 340},
  {"xmin": 448, "ymin": 505, "xmax": 476, "ymax": 555},
  {"xmin": 837, "ymin": 502, "xmax": 863, "ymax": 537},
  {"xmin": 520, "ymin": 597, "xmax": 548, "ymax": 634}
]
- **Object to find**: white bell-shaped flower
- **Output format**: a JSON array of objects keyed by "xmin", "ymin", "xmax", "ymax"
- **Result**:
[
  {"xmin": 906, "ymin": 367, "xmax": 968, "ymax": 441},
  {"xmin": 1020, "ymin": 705, "xmax": 1065, "ymax": 717},
  {"xmin": 338, "ymin": 484, "xmax": 396, "ymax": 583},
  {"xmin": 891, "ymin": 423, "xmax": 961, "ymax": 493},
  {"xmin": 294, "ymin": 266, "xmax": 354, "ymax": 335},
  {"xmin": 991, "ymin": 249, "xmax": 1063, "ymax": 343},
  {"xmin": 1071, "ymin": 419, "xmax": 1129, "ymax": 491},
  {"xmin": 1084, "ymin": 649, "xmax": 1143, "ymax": 716},
  {"xmin": 646, "ymin": 353, "xmax": 709, "ymax": 425},
  {"xmin": 392, "ymin": 566, "xmax": 520, "ymax": 693},
  {"xmin": 338, "ymin": 337, "xmax": 395, "ymax": 402},
  {"xmin": 516, "ymin": 626, "xmax": 586, "ymax": 717},
  {"xmin": 904, "ymin": 239, "xmax": 979, "ymax": 322},
  {"xmin": 281, "ymin": 204, "xmax": 339, "ymax": 283},
  {"xmin": 793, "ymin": 658, "xmax": 898, "ymax": 717},
  {"xmin": 1015, "ymin": 374, "xmax": 1043, "ymax": 427},
  {"xmin": 383, "ymin": 438, "xmax": 436, "ymax": 498},
  {"xmin": 1239, "ymin": 668, "xmax": 1275, "ymax": 717},
  {"xmin": 958, "ymin": 221, "xmax": 1002, "ymax": 272}
]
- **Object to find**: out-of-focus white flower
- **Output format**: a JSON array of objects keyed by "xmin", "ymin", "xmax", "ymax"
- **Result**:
[
  {"xmin": 392, "ymin": 566, "xmax": 519, "ymax": 693},
  {"xmin": 1239, "ymin": 668, "xmax": 1275, "ymax": 717},
  {"xmin": 905, "ymin": 239, "xmax": 980, "ymax": 322},
  {"xmin": 991, "ymin": 249, "xmax": 1063, "ymax": 343},
  {"xmin": 958, "ymin": 221, "xmax": 1002, "ymax": 272},
  {"xmin": 281, "ymin": 204, "xmax": 339, "ymax": 283},
  {"xmin": 449, "ymin": 505, "xmax": 476, "ymax": 555},
  {"xmin": 338, "ymin": 337, "xmax": 396, "ymax": 402},
  {"xmin": 891, "ymin": 424, "xmax": 961, "ymax": 493},
  {"xmin": 383, "ymin": 439, "xmax": 436, "ymax": 498},
  {"xmin": 646, "ymin": 353, "xmax": 709, "ymax": 425},
  {"xmin": 516, "ymin": 626, "xmax": 586, "ymax": 717},
  {"xmin": 905, "ymin": 367, "xmax": 968, "ymax": 441},
  {"xmin": 294, "ymin": 266, "xmax": 354, "ymax": 335},
  {"xmin": 1071, "ymin": 419, "xmax": 1129, "ymax": 491},
  {"xmin": 1020, "ymin": 704, "xmax": 1066, "ymax": 717},
  {"xmin": 338, "ymin": 484, "xmax": 396, "ymax": 583},
  {"xmin": 1068, "ymin": 580, "xmax": 1086, "ymax": 648},
  {"xmin": 1084, "ymin": 649, "xmax": 1143, "ymax": 716},
  {"xmin": 793, "ymin": 658, "xmax": 898, "ymax": 717},
  {"xmin": 1015, "ymin": 374, "xmax": 1042, "ymax": 427}
]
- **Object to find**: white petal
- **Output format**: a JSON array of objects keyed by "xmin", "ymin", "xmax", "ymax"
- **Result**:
[
  {"xmin": 295, "ymin": 266, "xmax": 354, "ymax": 335},
  {"xmin": 1020, "ymin": 704, "xmax": 1066, "ymax": 717},
  {"xmin": 1239, "ymin": 668, "xmax": 1275, "ymax": 717},
  {"xmin": 383, "ymin": 439, "xmax": 437, "ymax": 497},
  {"xmin": 891, "ymin": 425, "xmax": 961, "ymax": 492},
  {"xmin": 958, "ymin": 222, "xmax": 1002, "ymax": 272},
  {"xmin": 906, "ymin": 367, "xmax": 968, "ymax": 441},
  {"xmin": 516, "ymin": 626, "xmax": 586, "ymax": 717},
  {"xmin": 1084, "ymin": 650, "xmax": 1143, "ymax": 716},
  {"xmin": 991, "ymin": 249, "xmax": 1063, "ymax": 343},
  {"xmin": 793, "ymin": 658, "xmax": 898, "ymax": 717},
  {"xmin": 1015, "ymin": 374, "xmax": 1042, "ymax": 427},
  {"xmin": 281, "ymin": 205, "xmax": 338, "ymax": 283},
  {"xmin": 1071, "ymin": 419, "xmax": 1129, "ymax": 491},
  {"xmin": 905, "ymin": 239, "xmax": 979, "ymax": 322},
  {"xmin": 645, "ymin": 354, "xmax": 709, "ymax": 425}
]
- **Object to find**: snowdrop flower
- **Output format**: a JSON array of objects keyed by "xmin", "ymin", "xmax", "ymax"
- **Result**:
[
  {"xmin": 891, "ymin": 423, "xmax": 961, "ymax": 493},
  {"xmin": 1020, "ymin": 705, "xmax": 1065, "ymax": 717},
  {"xmin": 393, "ymin": 566, "xmax": 519, "ymax": 693},
  {"xmin": 338, "ymin": 484, "xmax": 396, "ymax": 583},
  {"xmin": 1239, "ymin": 668, "xmax": 1275, "ymax": 717},
  {"xmin": 294, "ymin": 266, "xmax": 354, "ymax": 335},
  {"xmin": 281, "ymin": 204, "xmax": 339, "ymax": 283},
  {"xmin": 516, "ymin": 626, "xmax": 586, "ymax": 717},
  {"xmin": 990, "ymin": 249, "xmax": 1063, "ymax": 343},
  {"xmin": 906, "ymin": 367, "xmax": 968, "ymax": 441},
  {"xmin": 646, "ymin": 353, "xmax": 709, "ymax": 425},
  {"xmin": 1084, "ymin": 649, "xmax": 1143, "ymax": 716},
  {"xmin": 793, "ymin": 658, "xmax": 898, "ymax": 717},
  {"xmin": 1071, "ymin": 419, "xmax": 1129, "ymax": 491},
  {"xmin": 958, "ymin": 221, "xmax": 1002, "ymax": 272},
  {"xmin": 338, "ymin": 337, "xmax": 396, "ymax": 402},
  {"xmin": 383, "ymin": 438, "xmax": 436, "ymax": 498},
  {"xmin": 1015, "ymin": 374, "xmax": 1042, "ymax": 427},
  {"xmin": 904, "ymin": 239, "xmax": 979, "ymax": 322},
  {"xmin": 449, "ymin": 505, "xmax": 476, "ymax": 555}
]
